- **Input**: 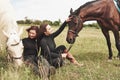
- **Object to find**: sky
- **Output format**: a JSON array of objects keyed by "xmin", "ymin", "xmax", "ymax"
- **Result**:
[{"xmin": 10, "ymin": 0, "xmax": 93, "ymax": 22}]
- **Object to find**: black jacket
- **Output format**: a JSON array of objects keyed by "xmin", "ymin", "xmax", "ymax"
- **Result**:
[
  {"xmin": 39, "ymin": 21, "xmax": 67, "ymax": 61},
  {"xmin": 22, "ymin": 38, "xmax": 38, "ymax": 58}
]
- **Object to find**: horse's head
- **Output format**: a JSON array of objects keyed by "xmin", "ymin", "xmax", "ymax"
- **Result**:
[
  {"xmin": 3, "ymin": 27, "xmax": 24, "ymax": 67},
  {"xmin": 66, "ymin": 8, "xmax": 83, "ymax": 44},
  {"xmin": 4, "ymin": 30, "xmax": 21, "ymax": 46}
]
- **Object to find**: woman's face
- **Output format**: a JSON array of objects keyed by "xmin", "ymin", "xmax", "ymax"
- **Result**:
[
  {"xmin": 28, "ymin": 29, "xmax": 37, "ymax": 39},
  {"xmin": 44, "ymin": 25, "xmax": 53, "ymax": 36}
]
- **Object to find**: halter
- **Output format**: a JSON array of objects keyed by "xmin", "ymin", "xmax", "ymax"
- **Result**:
[
  {"xmin": 11, "ymin": 40, "xmax": 21, "ymax": 46},
  {"xmin": 11, "ymin": 56, "xmax": 23, "ymax": 60},
  {"xmin": 8, "ymin": 53, "xmax": 23, "ymax": 61},
  {"xmin": 7, "ymin": 40, "xmax": 23, "ymax": 60},
  {"xmin": 68, "ymin": 15, "xmax": 81, "ymax": 38},
  {"xmin": 68, "ymin": 30, "xmax": 79, "ymax": 37}
]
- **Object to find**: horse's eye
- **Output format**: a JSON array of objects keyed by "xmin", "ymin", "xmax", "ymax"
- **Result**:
[
  {"xmin": 71, "ymin": 19, "xmax": 77, "ymax": 24},
  {"xmin": 74, "ymin": 22, "xmax": 77, "ymax": 25}
]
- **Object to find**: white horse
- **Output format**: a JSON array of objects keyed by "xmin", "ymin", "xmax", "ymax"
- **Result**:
[
  {"xmin": 3, "ymin": 28, "xmax": 23, "ymax": 67},
  {"xmin": 0, "ymin": 0, "xmax": 23, "ymax": 67}
]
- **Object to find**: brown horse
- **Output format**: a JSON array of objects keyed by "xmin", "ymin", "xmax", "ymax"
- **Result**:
[{"xmin": 66, "ymin": 0, "xmax": 120, "ymax": 59}]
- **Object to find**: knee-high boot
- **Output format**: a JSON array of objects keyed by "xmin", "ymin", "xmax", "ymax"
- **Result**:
[{"xmin": 64, "ymin": 50, "xmax": 83, "ymax": 66}]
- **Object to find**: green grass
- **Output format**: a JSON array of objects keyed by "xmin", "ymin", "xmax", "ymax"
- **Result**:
[{"xmin": 0, "ymin": 26, "xmax": 120, "ymax": 80}]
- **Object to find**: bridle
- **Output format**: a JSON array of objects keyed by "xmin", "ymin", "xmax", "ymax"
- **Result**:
[
  {"xmin": 7, "ymin": 40, "xmax": 23, "ymax": 60},
  {"xmin": 68, "ymin": 15, "xmax": 81, "ymax": 38},
  {"xmin": 67, "ymin": 15, "xmax": 81, "ymax": 51},
  {"xmin": 8, "ymin": 53, "xmax": 23, "ymax": 62},
  {"xmin": 11, "ymin": 40, "xmax": 21, "ymax": 46},
  {"xmin": 11, "ymin": 56, "xmax": 23, "ymax": 60},
  {"xmin": 68, "ymin": 30, "xmax": 79, "ymax": 37}
]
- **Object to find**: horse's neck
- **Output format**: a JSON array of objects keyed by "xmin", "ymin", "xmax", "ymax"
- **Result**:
[
  {"xmin": 79, "ymin": 0, "xmax": 110, "ymax": 22},
  {"xmin": 0, "ymin": 0, "xmax": 18, "ymax": 32},
  {"xmin": 0, "ymin": 13, "xmax": 18, "ymax": 32}
]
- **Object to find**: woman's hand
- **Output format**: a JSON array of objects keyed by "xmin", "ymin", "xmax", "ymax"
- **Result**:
[
  {"xmin": 61, "ymin": 53, "xmax": 67, "ymax": 58},
  {"xmin": 65, "ymin": 17, "xmax": 72, "ymax": 22}
]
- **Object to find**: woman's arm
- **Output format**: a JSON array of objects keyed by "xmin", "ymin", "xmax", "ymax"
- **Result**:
[
  {"xmin": 51, "ymin": 18, "xmax": 71, "ymax": 38},
  {"xmin": 51, "ymin": 21, "xmax": 67, "ymax": 38}
]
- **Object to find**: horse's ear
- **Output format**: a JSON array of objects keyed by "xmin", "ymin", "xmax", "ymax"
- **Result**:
[
  {"xmin": 18, "ymin": 27, "xmax": 23, "ymax": 36},
  {"xmin": 70, "ymin": 8, "xmax": 73, "ymax": 14},
  {"xmin": 2, "ymin": 30, "xmax": 9, "ymax": 38}
]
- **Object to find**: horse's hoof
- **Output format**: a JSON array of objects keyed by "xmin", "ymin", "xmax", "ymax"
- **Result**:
[
  {"xmin": 107, "ymin": 57, "xmax": 112, "ymax": 62},
  {"xmin": 116, "ymin": 56, "xmax": 120, "ymax": 60},
  {"xmin": 108, "ymin": 57, "xmax": 112, "ymax": 60},
  {"xmin": 107, "ymin": 59, "xmax": 112, "ymax": 62}
]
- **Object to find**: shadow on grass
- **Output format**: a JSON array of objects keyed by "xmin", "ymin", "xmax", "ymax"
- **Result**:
[
  {"xmin": 113, "ymin": 63, "xmax": 120, "ymax": 67},
  {"xmin": 74, "ymin": 51, "xmax": 108, "ymax": 62},
  {"xmin": 73, "ymin": 51, "xmax": 120, "ymax": 68}
]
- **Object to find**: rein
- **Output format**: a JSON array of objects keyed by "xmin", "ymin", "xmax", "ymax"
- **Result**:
[{"xmin": 67, "ymin": 44, "xmax": 73, "ymax": 52}]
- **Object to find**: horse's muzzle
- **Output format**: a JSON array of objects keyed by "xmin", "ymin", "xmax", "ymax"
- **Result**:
[{"xmin": 66, "ymin": 37, "xmax": 75, "ymax": 44}]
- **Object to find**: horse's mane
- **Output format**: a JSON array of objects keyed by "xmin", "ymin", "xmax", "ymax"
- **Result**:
[
  {"xmin": 73, "ymin": 0, "xmax": 99, "ymax": 15},
  {"xmin": 0, "ymin": 0, "xmax": 18, "ymax": 49},
  {"xmin": 0, "ymin": 0, "xmax": 18, "ymax": 31}
]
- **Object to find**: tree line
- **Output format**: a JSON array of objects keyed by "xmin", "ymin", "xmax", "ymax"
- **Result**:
[
  {"xmin": 17, "ymin": 17, "xmax": 100, "ymax": 29},
  {"xmin": 17, "ymin": 17, "xmax": 61, "ymax": 26}
]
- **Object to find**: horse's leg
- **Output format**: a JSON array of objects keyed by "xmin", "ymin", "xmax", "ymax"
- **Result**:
[
  {"xmin": 98, "ymin": 21, "xmax": 113, "ymax": 59},
  {"xmin": 112, "ymin": 31, "xmax": 120, "ymax": 59},
  {"xmin": 101, "ymin": 29, "xmax": 113, "ymax": 59}
]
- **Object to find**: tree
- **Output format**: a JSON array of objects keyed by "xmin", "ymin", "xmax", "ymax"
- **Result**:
[
  {"xmin": 42, "ymin": 20, "xmax": 52, "ymax": 25},
  {"xmin": 17, "ymin": 20, "xmax": 25, "ymax": 24},
  {"xmin": 33, "ymin": 20, "xmax": 42, "ymax": 25},
  {"xmin": 53, "ymin": 21, "xmax": 60, "ymax": 26}
]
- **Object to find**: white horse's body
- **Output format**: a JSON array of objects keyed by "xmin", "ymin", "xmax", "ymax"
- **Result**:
[{"xmin": 0, "ymin": 0, "xmax": 23, "ymax": 67}]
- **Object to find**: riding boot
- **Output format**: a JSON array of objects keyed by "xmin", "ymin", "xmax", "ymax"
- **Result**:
[
  {"xmin": 66, "ymin": 53, "xmax": 77, "ymax": 63},
  {"xmin": 64, "ymin": 50, "xmax": 83, "ymax": 66},
  {"xmin": 66, "ymin": 53, "xmax": 83, "ymax": 66},
  {"xmin": 117, "ymin": 0, "xmax": 120, "ymax": 8}
]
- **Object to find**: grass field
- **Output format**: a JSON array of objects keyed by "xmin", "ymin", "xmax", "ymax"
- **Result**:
[{"xmin": 0, "ymin": 26, "xmax": 120, "ymax": 80}]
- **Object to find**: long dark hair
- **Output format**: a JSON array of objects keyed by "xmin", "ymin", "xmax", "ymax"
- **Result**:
[
  {"xmin": 26, "ymin": 26, "xmax": 39, "ymax": 37},
  {"xmin": 37, "ymin": 23, "xmax": 48, "ymax": 48},
  {"xmin": 39, "ymin": 23, "xmax": 48, "ymax": 35},
  {"xmin": 38, "ymin": 23, "xmax": 48, "ymax": 39}
]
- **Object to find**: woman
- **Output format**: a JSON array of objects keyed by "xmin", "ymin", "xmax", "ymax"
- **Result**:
[
  {"xmin": 38, "ymin": 18, "xmax": 81, "ymax": 68},
  {"xmin": 22, "ymin": 26, "xmax": 41, "ymax": 76},
  {"xmin": 22, "ymin": 26, "xmax": 39, "ymax": 65},
  {"xmin": 22, "ymin": 26, "xmax": 55, "ymax": 78}
]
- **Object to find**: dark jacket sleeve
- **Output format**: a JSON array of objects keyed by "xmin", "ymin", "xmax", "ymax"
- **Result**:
[
  {"xmin": 51, "ymin": 21, "xmax": 67, "ymax": 38},
  {"xmin": 40, "ymin": 39, "xmax": 60, "ymax": 59}
]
